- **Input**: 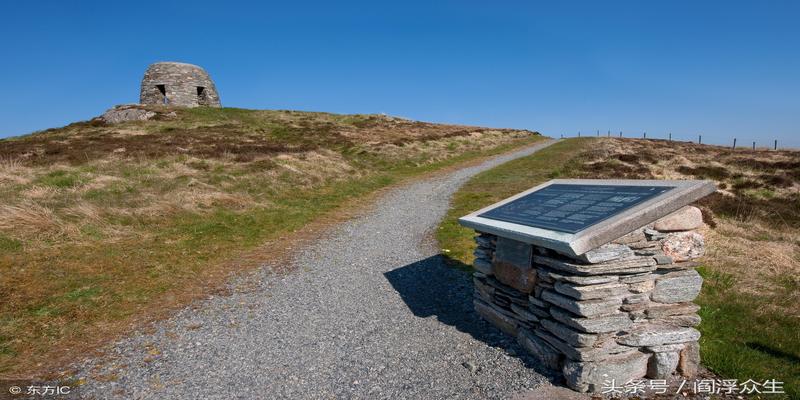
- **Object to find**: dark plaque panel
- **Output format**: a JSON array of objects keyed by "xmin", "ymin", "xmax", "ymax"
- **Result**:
[{"xmin": 479, "ymin": 184, "xmax": 675, "ymax": 234}]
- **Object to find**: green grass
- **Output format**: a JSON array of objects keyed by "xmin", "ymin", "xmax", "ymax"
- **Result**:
[
  {"xmin": 437, "ymin": 138, "xmax": 593, "ymax": 265},
  {"xmin": 436, "ymin": 137, "xmax": 798, "ymax": 399},
  {"xmin": 0, "ymin": 109, "xmax": 545, "ymax": 377},
  {"xmin": 697, "ymin": 267, "xmax": 799, "ymax": 399},
  {"xmin": 35, "ymin": 170, "xmax": 85, "ymax": 188}
]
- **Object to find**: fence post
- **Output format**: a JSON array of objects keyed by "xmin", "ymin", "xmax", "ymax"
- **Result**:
[
  {"xmin": 752, "ymin": 141, "xmax": 755, "ymax": 150},
  {"xmin": 597, "ymin": 129, "xmax": 600, "ymax": 137},
  {"xmin": 619, "ymin": 131, "xmax": 622, "ymax": 138},
  {"xmin": 775, "ymin": 140, "xmax": 778, "ymax": 150},
  {"xmin": 732, "ymin": 138, "xmax": 737, "ymax": 149},
  {"xmin": 643, "ymin": 131, "xmax": 647, "ymax": 139},
  {"xmin": 578, "ymin": 131, "xmax": 581, "ymax": 137},
  {"xmin": 669, "ymin": 132, "xmax": 672, "ymax": 141},
  {"xmin": 607, "ymin": 130, "xmax": 610, "ymax": 137},
  {"xmin": 699, "ymin": 135, "xmax": 702, "ymax": 144}
]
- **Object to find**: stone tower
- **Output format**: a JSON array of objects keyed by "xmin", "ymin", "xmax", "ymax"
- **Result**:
[{"xmin": 139, "ymin": 62, "xmax": 221, "ymax": 107}]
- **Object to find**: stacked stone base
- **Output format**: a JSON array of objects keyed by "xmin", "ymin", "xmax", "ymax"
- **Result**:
[{"xmin": 472, "ymin": 207, "xmax": 705, "ymax": 393}]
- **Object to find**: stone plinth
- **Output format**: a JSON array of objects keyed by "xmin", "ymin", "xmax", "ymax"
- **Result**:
[{"xmin": 470, "ymin": 206, "xmax": 707, "ymax": 392}]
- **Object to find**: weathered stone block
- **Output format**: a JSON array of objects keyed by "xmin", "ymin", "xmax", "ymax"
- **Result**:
[
  {"xmin": 653, "ymin": 254, "xmax": 674, "ymax": 265},
  {"xmin": 473, "ymin": 258, "xmax": 493, "ymax": 275},
  {"xmin": 473, "ymin": 247, "xmax": 492, "ymax": 260},
  {"xmin": 518, "ymin": 328, "xmax": 563, "ymax": 370},
  {"xmin": 627, "ymin": 279, "xmax": 655, "ymax": 294},
  {"xmin": 661, "ymin": 231, "xmax": 705, "ymax": 262},
  {"xmin": 646, "ymin": 343, "xmax": 685, "ymax": 352},
  {"xmin": 612, "ymin": 228, "xmax": 646, "ymax": 245},
  {"xmin": 678, "ymin": 341, "xmax": 700, "ymax": 378},
  {"xmin": 617, "ymin": 325, "xmax": 700, "ymax": 347},
  {"xmin": 535, "ymin": 255, "xmax": 656, "ymax": 276},
  {"xmin": 623, "ymin": 293, "xmax": 650, "ymax": 304},
  {"xmin": 541, "ymin": 319, "xmax": 598, "ymax": 347},
  {"xmin": 550, "ymin": 307, "xmax": 632, "ymax": 333},
  {"xmin": 475, "ymin": 234, "xmax": 495, "ymax": 247},
  {"xmin": 574, "ymin": 244, "xmax": 634, "ymax": 264},
  {"xmin": 537, "ymin": 329, "xmax": 633, "ymax": 361},
  {"xmin": 645, "ymin": 302, "xmax": 700, "ymax": 318},
  {"xmin": 511, "ymin": 303, "xmax": 540, "ymax": 322},
  {"xmin": 493, "ymin": 237, "xmax": 537, "ymax": 293},
  {"xmin": 554, "ymin": 281, "xmax": 628, "ymax": 300},
  {"xmin": 647, "ymin": 351, "xmax": 680, "ymax": 379},
  {"xmin": 651, "ymin": 269, "xmax": 702, "ymax": 303},
  {"xmin": 541, "ymin": 290, "xmax": 621, "ymax": 318},
  {"xmin": 562, "ymin": 351, "xmax": 649, "ymax": 393},
  {"xmin": 653, "ymin": 206, "xmax": 704, "ymax": 232},
  {"xmin": 620, "ymin": 272, "xmax": 651, "ymax": 283},
  {"xmin": 545, "ymin": 271, "xmax": 619, "ymax": 286},
  {"xmin": 494, "ymin": 262, "xmax": 538, "ymax": 294},
  {"xmin": 474, "ymin": 299, "xmax": 518, "ymax": 336},
  {"xmin": 659, "ymin": 314, "xmax": 702, "ymax": 327}
]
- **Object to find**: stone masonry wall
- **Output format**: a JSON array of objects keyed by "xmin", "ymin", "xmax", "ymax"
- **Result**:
[
  {"xmin": 472, "ymin": 206, "xmax": 706, "ymax": 393},
  {"xmin": 140, "ymin": 62, "xmax": 221, "ymax": 108}
]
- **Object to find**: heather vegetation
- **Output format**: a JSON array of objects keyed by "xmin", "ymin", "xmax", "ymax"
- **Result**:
[{"xmin": 0, "ymin": 107, "xmax": 543, "ymax": 376}]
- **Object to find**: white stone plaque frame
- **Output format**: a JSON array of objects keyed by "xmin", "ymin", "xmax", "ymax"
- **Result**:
[{"xmin": 458, "ymin": 179, "xmax": 716, "ymax": 257}]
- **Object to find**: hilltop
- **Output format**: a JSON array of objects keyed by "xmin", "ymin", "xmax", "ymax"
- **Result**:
[{"xmin": 0, "ymin": 106, "xmax": 542, "ymax": 376}]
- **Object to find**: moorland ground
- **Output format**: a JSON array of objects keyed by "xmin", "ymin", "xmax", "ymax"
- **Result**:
[
  {"xmin": 438, "ymin": 137, "xmax": 800, "ymax": 399},
  {"xmin": 0, "ymin": 106, "xmax": 544, "ymax": 376}
]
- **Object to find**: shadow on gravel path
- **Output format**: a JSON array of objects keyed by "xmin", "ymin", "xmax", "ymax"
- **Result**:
[{"xmin": 384, "ymin": 255, "xmax": 557, "ymax": 378}]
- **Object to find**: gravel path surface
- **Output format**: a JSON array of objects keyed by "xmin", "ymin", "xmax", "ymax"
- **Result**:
[{"xmin": 72, "ymin": 140, "xmax": 557, "ymax": 399}]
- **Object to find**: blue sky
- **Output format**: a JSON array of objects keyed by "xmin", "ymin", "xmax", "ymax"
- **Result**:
[{"xmin": 1, "ymin": 1, "xmax": 798, "ymax": 147}]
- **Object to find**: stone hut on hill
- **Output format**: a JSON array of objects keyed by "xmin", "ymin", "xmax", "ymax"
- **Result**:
[{"xmin": 139, "ymin": 62, "xmax": 221, "ymax": 107}]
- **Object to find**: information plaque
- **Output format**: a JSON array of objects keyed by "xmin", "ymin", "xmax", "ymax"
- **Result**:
[
  {"xmin": 459, "ymin": 179, "xmax": 716, "ymax": 256},
  {"xmin": 478, "ymin": 184, "xmax": 675, "ymax": 234}
]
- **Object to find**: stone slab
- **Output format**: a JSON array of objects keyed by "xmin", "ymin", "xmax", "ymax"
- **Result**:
[
  {"xmin": 616, "ymin": 325, "xmax": 701, "ymax": 347},
  {"xmin": 653, "ymin": 206, "xmax": 704, "ymax": 232},
  {"xmin": 518, "ymin": 328, "xmax": 563, "ymax": 370},
  {"xmin": 473, "ymin": 258, "xmax": 493, "ymax": 275},
  {"xmin": 535, "ymin": 255, "xmax": 657, "ymax": 276},
  {"xmin": 541, "ymin": 290, "xmax": 622, "ymax": 318},
  {"xmin": 550, "ymin": 307, "xmax": 632, "ymax": 333},
  {"xmin": 645, "ymin": 302, "xmax": 700, "ymax": 318},
  {"xmin": 493, "ymin": 237, "xmax": 537, "ymax": 293},
  {"xmin": 661, "ymin": 231, "xmax": 705, "ymax": 262},
  {"xmin": 511, "ymin": 303, "xmax": 540, "ymax": 322},
  {"xmin": 678, "ymin": 341, "xmax": 700, "ymax": 378},
  {"xmin": 546, "ymin": 271, "xmax": 619, "ymax": 286},
  {"xmin": 659, "ymin": 314, "xmax": 702, "ymax": 327},
  {"xmin": 573, "ymin": 244, "xmax": 634, "ymax": 264},
  {"xmin": 474, "ymin": 299, "xmax": 518, "ymax": 336},
  {"xmin": 541, "ymin": 319, "xmax": 599, "ymax": 347},
  {"xmin": 562, "ymin": 351, "xmax": 649, "ymax": 393},
  {"xmin": 553, "ymin": 281, "xmax": 629, "ymax": 300},
  {"xmin": 651, "ymin": 269, "xmax": 703, "ymax": 303},
  {"xmin": 647, "ymin": 351, "xmax": 679, "ymax": 379}
]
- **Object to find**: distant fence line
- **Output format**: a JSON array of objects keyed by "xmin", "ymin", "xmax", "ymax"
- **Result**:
[{"xmin": 558, "ymin": 131, "xmax": 784, "ymax": 150}]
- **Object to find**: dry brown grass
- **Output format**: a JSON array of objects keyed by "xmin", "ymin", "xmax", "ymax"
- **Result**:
[
  {"xmin": 0, "ymin": 106, "xmax": 543, "ymax": 378},
  {"xmin": 573, "ymin": 138, "xmax": 800, "ymax": 311}
]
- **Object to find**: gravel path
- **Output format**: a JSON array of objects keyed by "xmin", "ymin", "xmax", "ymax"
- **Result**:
[{"xmin": 72, "ymin": 140, "xmax": 557, "ymax": 399}]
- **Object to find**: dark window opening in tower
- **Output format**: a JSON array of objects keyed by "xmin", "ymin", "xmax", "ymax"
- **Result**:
[
  {"xmin": 156, "ymin": 85, "xmax": 167, "ymax": 104},
  {"xmin": 196, "ymin": 86, "xmax": 208, "ymax": 106}
]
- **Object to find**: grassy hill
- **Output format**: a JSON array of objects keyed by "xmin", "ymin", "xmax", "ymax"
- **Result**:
[
  {"xmin": 0, "ymin": 106, "xmax": 544, "ymax": 376},
  {"xmin": 438, "ymin": 137, "xmax": 799, "ymax": 399}
]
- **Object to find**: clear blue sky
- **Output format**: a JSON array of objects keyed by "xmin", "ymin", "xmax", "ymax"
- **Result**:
[{"xmin": 1, "ymin": 1, "xmax": 798, "ymax": 147}]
